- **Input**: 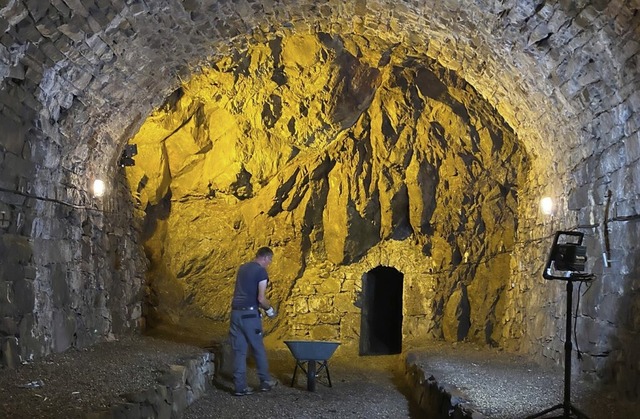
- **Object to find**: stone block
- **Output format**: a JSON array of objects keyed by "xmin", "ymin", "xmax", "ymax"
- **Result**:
[
  {"xmin": 0, "ymin": 281, "xmax": 18, "ymax": 317},
  {"xmin": 628, "ymin": 89, "xmax": 640, "ymax": 114},
  {"xmin": 334, "ymin": 292, "xmax": 359, "ymax": 313},
  {"xmin": 308, "ymin": 295, "xmax": 333, "ymax": 313},
  {"xmin": 1, "ymin": 336, "xmax": 21, "ymax": 368},
  {"xmin": 0, "ymin": 316, "xmax": 18, "ymax": 336},
  {"xmin": 73, "ymin": 323, "xmax": 95, "ymax": 349},
  {"xmin": 109, "ymin": 402, "xmax": 141, "ymax": 419},
  {"xmin": 50, "ymin": 0, "xmax": 71, "ymax": 17},
  {"xmin": 52, "ymin": 309, "xmax": 76, "ymax": 352},
  {"xmin": 0, "ymin": 114, "xmax": 27, "ymax": 154},
  {"xmin": 152, "ymin": 385, "xmax": 171, "ymax": 419},
  {"xmin": 37, "ymin": 238, "xmax": 74, "ymax": 264},
  {"xmin": 57, "ymin": 22, "xmax": 85, "ymax": 43},
  {"xmin": 625, "ymin": 111, "xmax": 640, "ymax": 136},
  {"xmin": 51, "ymin": 264, "xmax": 70, "ymax": 308},
  {"xmin": 157, "ymin": 366, "xmax": 183, "ymax": 389},
  {"xmin": 139, "ymin": 404, "xmax": 156, "ymax": 418},
  {"xmin": 171, "ymin": 385, "xmax": 188, "ymax": 416},
  {"xmin": 624, "ymin": 131, "xmax": 640, "ymax": 164},
  {"xmin": 22, "ymin": 42, "xmax": 47, "ymax": 68},
  {"xmin": 87, "ymin": 5, "xmax": 111, "ymax": 28},
  {"xmin": 316, "ymin": 276, "xmax": 341, "ymax": 293},
  {"xmin": 2, "ymin": 234, "xmax": 32, "ymax": 264},
  {"xmin": 310, "ymin": 324, "xmax": 339, "ymax": 340},
  {"xmin": 14, "ymin": 18, "xmax": 43, "ymax": 43},
  {"xmin": 13, "ymin": 278, "xmax": 35, "ymax": 314},
  {"xmin": 0, "ymin": 259, "xmax": 25, "ymax": 283},
  {"xmin": 17, "ymin": 314, "xmax": 41, "ymax": 359},
  {"xmin": 24, "ymin": 0, "xmax": 49, "ymax": 22},
  {"xmin": 39, "ymin": 40, "xmax": 65, "ymax": 61},
  {"xmin": 7, "ymin": 62, "xmax": 25, "ymax": 80},
  {"xmin": 35, "ymin": 16, "xmax": 59, "ymax": 39},
  {"xmin": 1, "ymin": 153, "xmax": 33, "ymax": 182},
  {"xmin": 70, "ymin": 67, "xmax": 93, "ymax": 90},
  {"xmin": 0, "ymin": 85, "xmax": 27, "ymax": 116},
  {"xmin": 567, "ymin": 184, "xmax": 590, "ymax": 210},
  {"xmin": 185, "ymin": 356, "xmax": 210, "ymax": 399},
  {"xmin": 338, "ymin": 312, "xmax": 360, "ymax": 338},
  {"xmin": 628, "ymin": 164, "xmax": 640, "ymax": 196}
]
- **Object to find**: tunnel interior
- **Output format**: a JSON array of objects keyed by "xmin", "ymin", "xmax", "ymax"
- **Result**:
[
  {"xmin": 359, "ymin": 266, "xmax": 403, "ymax": 356},
  {"xmin": 0, "ymin": 0, "xmax": 639, "ymax": 404}
]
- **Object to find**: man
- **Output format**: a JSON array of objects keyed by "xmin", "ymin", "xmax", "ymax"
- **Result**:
[{"xmin": 229, "ymin": 246, "xmax": 278, "ymax": 396}]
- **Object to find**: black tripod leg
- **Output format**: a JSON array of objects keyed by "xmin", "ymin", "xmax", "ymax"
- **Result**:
[
  {"xmin": 524, "ymin": 403, "xmax": 563, "ymax": 419},
  {"xmin": 525, "ymin": 280, "xmax": 591, "ymax": 419},
  {"xmin": 563, "ymin": 280, "xmax": 573, "ymax": 418}
]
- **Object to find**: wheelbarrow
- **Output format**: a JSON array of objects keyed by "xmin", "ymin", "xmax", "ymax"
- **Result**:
[{"xmin": 283, "ymin": 340, "xmax": 340, "ymax": 391}]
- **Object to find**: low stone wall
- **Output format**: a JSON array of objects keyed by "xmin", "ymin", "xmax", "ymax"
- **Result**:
[
  {"xmin": 88, "ymin": 352, "xmax": 215, "ymax": 419},
  {"xmin": 403, "ymin": 353, "xmax": 484, "ymax": 419}
]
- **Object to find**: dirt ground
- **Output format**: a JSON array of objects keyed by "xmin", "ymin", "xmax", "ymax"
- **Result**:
[{"xmin": 1, "ymin": 322, "xmax": 638, "ymax": 419}]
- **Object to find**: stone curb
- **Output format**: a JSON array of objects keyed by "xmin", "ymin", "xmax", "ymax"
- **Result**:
[
  {"xmin": 404, "ymin": 354, "xmax": 485, "ymax": 419},
  {"xmin": 86, "ymin": 352, "xmax": 215, "ymax": 419}
]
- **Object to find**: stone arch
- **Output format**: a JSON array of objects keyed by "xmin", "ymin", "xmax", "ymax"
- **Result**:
[{"xmin": 0, "ymin": 0, "xmax": 638, "ymax": 397}]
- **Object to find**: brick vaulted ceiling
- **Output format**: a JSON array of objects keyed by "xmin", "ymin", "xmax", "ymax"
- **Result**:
[
  {"xmin": 2, "ymin": 0, "xmax": 637, "ymax": 190},
  {"xmin": 1, "ymin": 0, "xmax": 639, "ymax": 395}
]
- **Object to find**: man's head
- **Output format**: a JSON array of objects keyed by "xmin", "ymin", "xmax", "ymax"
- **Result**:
[{"xmin": 255, "ymin": 246, "xmax": 273, "ymax": 267}]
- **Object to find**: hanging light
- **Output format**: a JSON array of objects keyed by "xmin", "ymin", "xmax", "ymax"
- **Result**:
[
  {"xmin": 93, "ymin": 179, "xmax": 106, "ymax": 197},
  {"xmin": 540, "ymin": 196, "xmax": 554, "ymax": 215}
]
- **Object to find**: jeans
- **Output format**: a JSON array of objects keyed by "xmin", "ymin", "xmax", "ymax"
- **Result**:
[{"xmin": 229, "ymin": 310, "xmax": 271, "ymax": 391}]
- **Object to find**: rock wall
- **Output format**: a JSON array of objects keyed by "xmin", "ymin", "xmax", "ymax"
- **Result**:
[
  {"xmin": 126, "ymin": 33, "xmax": 528, "ymax": 353},
  {"xmin": 1, "ymin": 166, "xmax": 146, "ymax": 365}
]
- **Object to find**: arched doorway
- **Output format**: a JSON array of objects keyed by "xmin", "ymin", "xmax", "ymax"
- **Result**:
[{"xmin": 359, "ymin": 266, "xmax": 403, "ymax": 355}]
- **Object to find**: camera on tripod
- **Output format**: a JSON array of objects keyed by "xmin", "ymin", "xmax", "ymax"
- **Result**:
[
  {"xmin": 525, "ymin": 231, "xmax": 596, "ymax": 419},
  {"xmin": 543, "ymin": 231, "xmax": 594, "ymax": 281}
]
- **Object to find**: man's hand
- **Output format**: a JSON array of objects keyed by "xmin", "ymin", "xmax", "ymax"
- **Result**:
[{"xmin": 265, "ymin": 307, "xmax": 277, "ymax": 318}]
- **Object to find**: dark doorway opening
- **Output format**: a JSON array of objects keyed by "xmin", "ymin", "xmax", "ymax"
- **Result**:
[{"xmin": 359, "ymin": 265, "xmax": 403, "ymax": 355}]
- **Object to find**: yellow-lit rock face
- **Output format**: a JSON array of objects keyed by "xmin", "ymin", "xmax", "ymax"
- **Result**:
[{"xmin": 126, "ymin": 32, "xmax": 529, "ymax": 348}]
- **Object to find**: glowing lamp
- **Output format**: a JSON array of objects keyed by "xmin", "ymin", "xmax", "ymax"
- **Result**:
[
  {"xmin": 93, "ymin": 179, "xmax": 106, "ymax": 197},
  {"xmin": 540, "ymin": 197, "xmax": 554, "ymax": 215}
]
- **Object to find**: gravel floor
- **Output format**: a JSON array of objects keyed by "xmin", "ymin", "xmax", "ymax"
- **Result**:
[
  {"xmin": 185, "ymin": 351, "xmax": 420, "ymax": 419},
  {"xmin": 0, "ymin": 334, "xmax": 204, "ymax": 419},
  {"xmin": 406, "ymin": 341, "xmax": 640, "ymax": 419},
  {"xmin": 1, "ymin": 331, "xmax": 638, "ymax": 419}
]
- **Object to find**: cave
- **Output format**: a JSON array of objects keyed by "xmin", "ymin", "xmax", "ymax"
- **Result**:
[
  {"xmin": 1, "ymin": 0, "xmax": 640, "ymax": 417},
  {"xmin": 360, "ymin": 266, "xmax": 404, "ymax": 356}
]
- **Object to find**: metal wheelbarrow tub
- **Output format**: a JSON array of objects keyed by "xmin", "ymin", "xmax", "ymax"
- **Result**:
[{"xmin": 284, "ymin": 340, "xmax": 340, "ymax": 391}]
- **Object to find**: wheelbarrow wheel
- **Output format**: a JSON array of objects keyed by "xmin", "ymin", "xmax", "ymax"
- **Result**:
[{"xmin": 306, "ymin": 360, "xmax": 316, "ymax": 392}]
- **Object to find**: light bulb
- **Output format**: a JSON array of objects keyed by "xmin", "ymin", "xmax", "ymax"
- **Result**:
[
  {"xmin": 540, "ymin": 196, "xmax": 554, "ymax": 215},
  {"xmin": 93, "ymin": 179, "xmax": 106, "ymax": 197}
]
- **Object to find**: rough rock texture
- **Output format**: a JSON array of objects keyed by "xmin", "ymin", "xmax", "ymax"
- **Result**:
[
  {"xmin": 126, "ymin": 33, "xmax": 527, "ymax": 354},
  {"xmin": 0, "ymin": 0, "xmax": 638, "ymax": 402}
]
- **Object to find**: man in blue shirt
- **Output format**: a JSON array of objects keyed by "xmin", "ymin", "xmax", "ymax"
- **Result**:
[{"xmin": 229, "ymin": 247, "xmax": 278, "ymax": 395}]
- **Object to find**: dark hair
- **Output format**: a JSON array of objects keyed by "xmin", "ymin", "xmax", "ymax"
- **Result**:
[{"xmin": 256, "ymin": 247, "xmax": 273, "ymax": 258}]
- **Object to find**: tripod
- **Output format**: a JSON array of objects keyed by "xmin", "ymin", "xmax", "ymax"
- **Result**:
[{"xmin": 526, "ymin": 277, "xmax": 591, "ymax": 419}]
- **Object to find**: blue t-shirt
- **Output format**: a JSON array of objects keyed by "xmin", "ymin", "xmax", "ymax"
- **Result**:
[{"xmin": 231, "ymin": 261, "xmax": 269, "ymax": 308}]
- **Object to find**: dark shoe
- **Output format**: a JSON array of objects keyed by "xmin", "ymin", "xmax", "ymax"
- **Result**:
[
  {"xmin": 234, "ymin": 387, "xmax": 254, "ymax": 396},
  {"xmin": 259, "ymin": 380, "xmax": 278, "ymax": 392}
]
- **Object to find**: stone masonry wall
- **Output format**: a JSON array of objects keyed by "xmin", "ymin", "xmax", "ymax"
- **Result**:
[{"xmin": 0, "ymin": 0, "xmax": 638, "ymax": 398}]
